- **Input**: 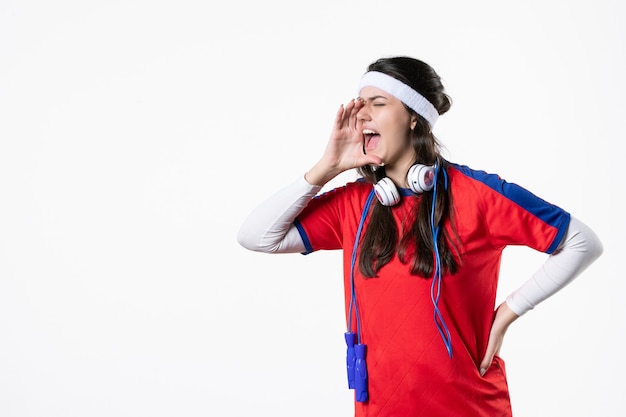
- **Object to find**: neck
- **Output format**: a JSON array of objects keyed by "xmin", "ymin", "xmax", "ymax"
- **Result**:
[{"xmin": 385, "ymin": 159, "xmax": 416, "ymax": 189}]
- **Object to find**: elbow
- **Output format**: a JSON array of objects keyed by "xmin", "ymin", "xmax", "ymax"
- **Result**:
[
  {"xmin": 590, "ymin": 234, "xmax": 604, "ymax": 262},
  {"xmin": 574, "ymin": 218, "xmax": 604, "ymax": 265},
  {"xmin": 582, "ymin": 221, "xmax": 604, "ymax": 263},
  {"xmin": 236, "ymin": 227, "xmax": 257, "ymax": 251},
  {"xmin": 569, "ymin": 216, "xmax": 604, "ymax": 264},
  {"xmin": 237, "ymin": 226, "xmax": 274, "ymax": 253}
]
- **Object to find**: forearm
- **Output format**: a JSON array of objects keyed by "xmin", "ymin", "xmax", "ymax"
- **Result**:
[
  {"xmin": 237, "ymin": 176, "xmax": 321, "ymax": 253},
  {"xmin": 505, "ymin": 216, "xmax": 604, "ymax": 315}
]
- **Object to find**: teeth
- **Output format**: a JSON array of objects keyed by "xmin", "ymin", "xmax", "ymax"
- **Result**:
[{"xmin": 363, "ymin": 129, "xmax": 377, "ymax": 135}]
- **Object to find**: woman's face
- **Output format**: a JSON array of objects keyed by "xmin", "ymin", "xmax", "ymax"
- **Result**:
[{"xmin": 357, "ymin": 86, "xmax": 417, "ymax": 181}]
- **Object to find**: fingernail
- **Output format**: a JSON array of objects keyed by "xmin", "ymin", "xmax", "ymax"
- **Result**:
[{"xmin": 479, "ymin": 368, "xmax": 486, "ymax": 376}]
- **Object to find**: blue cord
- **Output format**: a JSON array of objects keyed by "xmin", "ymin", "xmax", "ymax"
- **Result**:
[
  {"xmin": 430, "ymin": 165, "xmax": 453, "ymax": 358},
  {"xmin": 350, "ymin": 167, "xmax": 452, "ymax": 358},
  {"xmin": 348, "ymin": 190, "xmax": 376, "ymax": 344}
]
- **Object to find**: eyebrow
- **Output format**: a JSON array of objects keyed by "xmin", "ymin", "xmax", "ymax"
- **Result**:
[{"xmin": 359, "ymin": 95, "xmax": 389, "ymax": 101}]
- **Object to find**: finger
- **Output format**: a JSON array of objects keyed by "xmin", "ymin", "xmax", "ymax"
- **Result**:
[
  {"xmin": 356, "ymin": 117, "xmax": 364, "ymax": 137},
  {"xmin": 355, "ymin": 117, "xmax": 366, "ymax": 151},
  {"xmin": 333, "ymin": 104, "xmax": 346, "ymax": 130},
  {"xmin": 479, "ymin": 334, "xmax": 499, "ymax": 376},
  {"xmin": 338, "ymin": 100, "xmax": 359, "ymax": 131},
  {"xmin": 360, "ymin": 155, "xmax": 384, "ymax": 167},
  {"xmin": 479, "ymin": 349, "xmax": 494, "ymax": 377},
  {"xmin": 344, "ymin": 98, "xmax": 355, "ymax": 116},
  {"xmin": 348, "ymin": 98, "xmax": 363, "ymax": 131}
]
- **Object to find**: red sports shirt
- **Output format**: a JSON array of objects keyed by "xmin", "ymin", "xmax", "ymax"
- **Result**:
[{"xmin": 294, "ymin": 163, "xmax": 570, "ymax": 417}]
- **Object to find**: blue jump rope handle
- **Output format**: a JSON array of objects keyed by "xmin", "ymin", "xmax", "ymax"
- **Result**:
[
  {"xmin": 354, "ymin": 344, "xmax": 368, "ymax": 402},
  {"xmin": 345, "ymin": 332, "xmax": 356, "ymax": 389}
]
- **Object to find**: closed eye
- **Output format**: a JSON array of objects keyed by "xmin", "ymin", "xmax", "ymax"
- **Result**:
[{"xmin": 364, "ymin": 95, "xmax": 389, "ymax": 107}]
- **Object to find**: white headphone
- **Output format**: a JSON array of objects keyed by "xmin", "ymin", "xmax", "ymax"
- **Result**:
[{"xmin": 373, "ymin": 164, "xmax": 435, "ymax": 206}]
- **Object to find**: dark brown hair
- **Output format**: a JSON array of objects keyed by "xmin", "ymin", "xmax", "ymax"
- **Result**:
[{"xmin": 356, "ymin": 56, "xmax": 460, "ymax": 278}]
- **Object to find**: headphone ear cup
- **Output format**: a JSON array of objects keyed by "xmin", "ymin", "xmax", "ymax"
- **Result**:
[
  {"xmin": 408, "ymin": 164, "xmax": 435, "ymax": 194},
  {"xmin": 373, "ymin": 177, "xmax": 400, "ymax": 206}
]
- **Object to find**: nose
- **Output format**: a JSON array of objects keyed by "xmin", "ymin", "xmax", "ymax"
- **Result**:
[{"xmin": 356, "ymin": 100, "xmax": 371, "ymax": 121}]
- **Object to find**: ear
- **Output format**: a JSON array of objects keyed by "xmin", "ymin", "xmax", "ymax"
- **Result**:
[{"xmin": 410, "ymin": 115, "xmax": 418, "ymax": 130}]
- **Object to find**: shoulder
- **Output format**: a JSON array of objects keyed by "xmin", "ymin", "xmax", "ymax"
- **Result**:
[
  {"xmin": 446, "ymin": 161, "xmax": 570, "ymax": 244},
  {"xmin": 447, "ymin": 162, "xmax": 522, "ymax": 200},
  {"xmin": 300, "ymin": 178, "xmax": 375, "ymax": 220},
  {"xmin": 447, "ymin": 162, "xmax": 503, "ymax": 187},
  {"xmin": 314, "ymin": 178, "xmax": 373, "ymax": 202}
]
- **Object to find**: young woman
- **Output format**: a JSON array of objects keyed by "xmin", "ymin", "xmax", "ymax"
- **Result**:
[{"xmin": 237, "ymin": 56, "xmax": 603, "ymax": 417}]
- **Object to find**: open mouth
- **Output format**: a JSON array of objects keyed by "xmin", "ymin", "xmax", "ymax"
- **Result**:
[{"xmin": 363, "ymin": 129, "xmax": 381, "ymax": 151}]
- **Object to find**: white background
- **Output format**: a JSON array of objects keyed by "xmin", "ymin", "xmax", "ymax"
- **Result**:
[{"xmin": 0, "ymin": 1, "xmax": 623, "ymax": 416}]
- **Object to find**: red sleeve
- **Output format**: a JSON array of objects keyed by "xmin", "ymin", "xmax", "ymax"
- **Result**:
[
  {"xmin": 294, "ymin": 181, "xmax": 372, "ymax": 254},
  {"xmin": 449, "ymin": 164, "xmax": 570, "ymax": 254}
]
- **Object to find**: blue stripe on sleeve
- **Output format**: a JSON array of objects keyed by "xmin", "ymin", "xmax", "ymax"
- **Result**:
[
  {"xmin": 294, "ymin": 219, "xmax": 314, "ymax": 255},
  {"xmin": 451, "ymin": 163, "xmax": 571, "ymax": 254}
]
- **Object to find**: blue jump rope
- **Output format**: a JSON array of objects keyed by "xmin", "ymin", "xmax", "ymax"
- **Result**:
[{"xmin": 344, "ymin": 165, "xmax": 452, "ymax": 403}]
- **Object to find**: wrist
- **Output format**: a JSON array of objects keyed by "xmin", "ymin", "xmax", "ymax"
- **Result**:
[
  {"xmin": 305, "ymin": 162, "xmax": 342, "ymax": 186},
  {"xmin": 495, "ymin": 302, "xmax": 519, "ymax": 330}
]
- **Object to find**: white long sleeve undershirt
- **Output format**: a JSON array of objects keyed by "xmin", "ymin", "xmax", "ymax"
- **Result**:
[
  {"xmin": 237, "ymin": 176, "xmax": 319, "ymax": 254},
  {"xmin": 505, "ymin": 216, "xmax": 603, "ymax": 315},
  {"xmin": 237, "ymin": 176, "xmax": 603, "ymax": 316}
]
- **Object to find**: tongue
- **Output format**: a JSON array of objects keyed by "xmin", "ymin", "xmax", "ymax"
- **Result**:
[{"xmin": 365, "ymin": 135, "xmax": 381, "ymax": 151}]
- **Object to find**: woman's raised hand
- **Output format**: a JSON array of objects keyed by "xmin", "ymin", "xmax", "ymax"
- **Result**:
[{"xmin": 305, "ymin": 99, "xmax": 382, "ymax": 186}]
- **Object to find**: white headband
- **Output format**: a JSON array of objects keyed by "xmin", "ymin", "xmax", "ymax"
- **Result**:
[{"xmin": 358, "ymin": 71, "xmax": 439, "ymax": 127}]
